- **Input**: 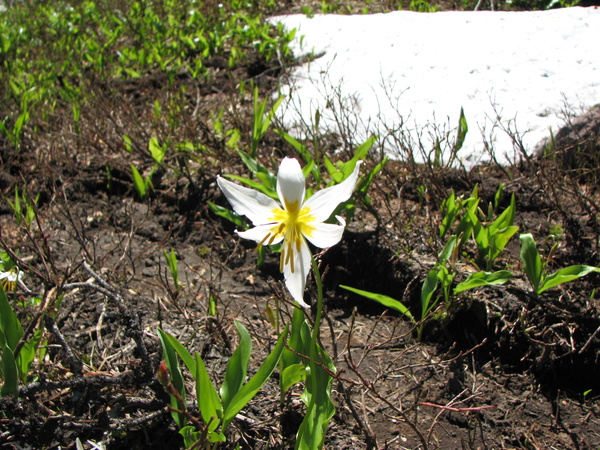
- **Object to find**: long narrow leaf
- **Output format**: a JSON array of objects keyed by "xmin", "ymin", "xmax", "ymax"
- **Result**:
[
  {"xmin": 340, "ymin": 285, "xmax": 414, "ymax": 322},
  {"xmin": 195, "ymin": 353, "xmax": 223, "ymax": 432},
  {"xmin": 538, "ymin": 265, "xmax": 600, "ymax": 294},
  {"xmin": 158, "ymin": 329, "xmax": 196, "ymax": 374},
  {"xmin": 0, "ymin": 288, "xmax": 22, "ymax": 350},
  {"xmin": 224, "ymin": 174, "xmax": 278, "ymax": 200},
  {"xmin": 454, "ymin": 270, "xmax": 513, "ymax": 294},
  {"xmin": 220, "ymin": 320, "xmax": 252, "ymax": 411},
  {"xmin": 1, "ymin": 343, "xmax": 18, "ymax": 396},
  {"xmin": 519, "ymin": 233, "xmax": 543, "ymax": 292},
  {"xmin": 157, "ymin": 329, "xmax": 187, "ymax": 428},
  {"xmin": 222, "ymin": 324, "xmax": 289, "ymax": 430},
  {"xmin": 421, "ymin": 269, "xmax": 441, "ymax": 320},
  {"xmin": 295, "ymin": 344, "xmax": 335, "ymax": 450}
]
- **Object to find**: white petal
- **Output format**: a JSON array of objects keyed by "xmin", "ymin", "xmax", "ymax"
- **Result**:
[
  {"xmin": 217, "ymin": 176, "xmax": 280, "ymax": 225},
  {"xmin": 236, "ymin": 224, "xmax": 284, "ymax": 245},
  {"xmin": 276, "ymin": 157, "xmax": 306, "ymax": 210},
  {"xmin": 304, "ymin": 161, "xmax": 362, "ymax": 222},
  {"xmin": 304, "ymin": 217, "xmax": 346, "ymax": 249},
  {"xmin": 0, "ymin": 270, "xmax": 18, "ymax": 282},
  {"xmin": 282, "ymin": 236, "xmax": 312, "ymax": 309}
]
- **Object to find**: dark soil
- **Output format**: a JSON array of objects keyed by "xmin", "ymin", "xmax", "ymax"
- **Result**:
[{"xmin": 1, "ymin": 4, "xmax": 600, "ymax": 450}]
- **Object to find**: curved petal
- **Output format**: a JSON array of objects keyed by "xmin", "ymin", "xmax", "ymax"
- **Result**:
[
  {"xmin": 282, "ymin": 236, "xmax": 312, "ymax": 309},
  {"xmin": 276, "ymin": 157, "xmax": 306, "ymax": 210},
  {"xmin": 217, "ymin": 176, "xmax": 280, "ymax": 226},
  {"xmin": 303, "ymin": 161, "xmax": 362, "ymax": 222},
  {"xmin": 236, "ymin": 224, "xmax": 284, "ymax": 245},
  {"xmin": 304, "ymin": 217, "xmax": 346, "ymax": 249}
]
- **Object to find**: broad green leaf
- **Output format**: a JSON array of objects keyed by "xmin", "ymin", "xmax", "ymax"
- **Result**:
[
  {"xmin": 281, "ymin": 363, "xmax": 307, "ymax": 394},
  {"xmin": 519, "ymin": 233, "xmax": 543, "ymax": 292},
  {"xmin": 130, "ymin": 165, "xmax": 147, "ymax": 199},
  {"xmin": 421, "ymin": 268, "xmax": 441, "ymax": 319},
  {"xmin": 158, "ymin": 329, "xmax": 188, "ymax": 428},
  {"xmin": 453, "ymin": 107, "xmax": 468, "ymax": 153},
  {"xmin": 281, "ymin": 307, "xmax": 311, "ymax": 371},
  {"xmin": 224, "ymin": 174, "xmax": 278, "ymax": 200},
  {"xmin": 158, "ymin": 329, "xmax": 196, "ymax": 375},
  {"xmin": 454, "ymin": 270, "xmax": 513, "ymax": 294},
  {"xmin": 0, "ymin": 287, "xmax": 22, "ymax": 350},
  {"xmin": 322, "ymin": 156, "xmax": 340, "ymax": 183},
  {"xmin": 438, "ymin": 235, "xmax": 459, "ymax": 264},
  {"xmin": 237, "ymin": 151, "xmax": 277, "ymax": 191},
  {"xmin": 222, "ymin": 324, "xmax": 288, "ymax": 431},
  {"xmin": 340, "ymin": 285, "xmax": 414, "ymax": 322},
  {"xmin": 220, "ymin": 320, "xmax": 252, "ymax": 411},
  {"xmin": 538, "ymin": 265, "xmax": 600, "ymax": 294},
  {"xmin": 1, "ymin": 343, "xmax": 18, "ymax": 396},
  {"xmin": 207, "ymin": 201, "xmax": 246, "ymax": 229},
  {"xmin": 195, "ymin": 352, "xmax": 223, "ymax": 432},
  {"xmin": 490, "ymin": 194, "xmax": 516, "ymax": 233},
  {"xmin": 489, "ymin": 225, "xmax": 519, "ymax": 263},
  {"xmin": 179, "ymin": 426, "xmax": 201, "ymax": 449},
  {"xmin": 352, "ymin": 135, "xmax": 377, "ymax": 163},
  {"xmin": 17, "ymin": 328, "xmax": 43, "ymax": 383},
  {"xmin": 148, "ymin": 136, "xmax": 166, "ymax": 163},
  {"xmin": 295, "ymin": 344, "xmax": 335, "ymax": 450},
  {"xmin": 357, "ymin": 155, "xmax": 387, "ymax": 197}
]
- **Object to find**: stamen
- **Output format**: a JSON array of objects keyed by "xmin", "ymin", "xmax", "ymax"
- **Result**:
[
  {"xmin": 258, "ymin": 232, "xmax": 273, "ymax": 248},
  {"xmin": 288, "ymin": 241, "xmax": 295, "ymax": 273}
]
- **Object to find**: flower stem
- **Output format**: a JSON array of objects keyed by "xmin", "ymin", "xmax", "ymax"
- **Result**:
[{"xmin": 310, "ymin": 256, "xmax": 323, "ymax": 360}]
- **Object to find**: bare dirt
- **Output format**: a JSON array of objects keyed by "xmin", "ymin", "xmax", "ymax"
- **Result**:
[{"xmin": 1, "ymin": 5, "xmax": 600, "ymax": 450}]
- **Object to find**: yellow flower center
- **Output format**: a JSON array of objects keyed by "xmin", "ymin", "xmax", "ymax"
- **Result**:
[{"xmin": 259, "ymin": 200, "xmax": 316, "ymax": 273}]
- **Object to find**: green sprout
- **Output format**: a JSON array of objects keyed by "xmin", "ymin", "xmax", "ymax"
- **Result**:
[{"xmin": 519, "ymin": 233, "xmax": 600, "ymax": 295}]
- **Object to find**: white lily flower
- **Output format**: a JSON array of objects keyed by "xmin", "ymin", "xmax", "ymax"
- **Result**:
[
  {"xmin": 0, "ymin": 268, "xmax": 21, "ymax": 292},
  {"xmin": 217, "ymin": 157, "xmax": 362, "ymax": 308}
]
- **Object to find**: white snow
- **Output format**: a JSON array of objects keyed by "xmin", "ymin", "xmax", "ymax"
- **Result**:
[{"xmin": 272, "ymin": 7, "xmax": 600, "ymax": 167}]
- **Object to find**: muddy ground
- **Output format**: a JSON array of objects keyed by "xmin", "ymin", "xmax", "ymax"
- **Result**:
[{"xmin": 1, "ymin": 4, "xmax": 600, "ymax": 449}]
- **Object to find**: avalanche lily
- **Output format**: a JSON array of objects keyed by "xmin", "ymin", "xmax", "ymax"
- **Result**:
[
  {"xmin": 217, "ymin": 157, "xmax": 361, "ymax": 308},
  {"xmin": 0, "ymin": 268, "xmax": 21, "ymax": 292}
]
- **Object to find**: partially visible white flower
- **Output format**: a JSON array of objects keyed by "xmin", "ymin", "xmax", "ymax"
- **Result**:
[
  {"xmin": 0, "ymin": 268, "xmax": 21, "ymax": 292},
  {"xmin": 217, "ymin": 157, "xmax": 362, "ymax": 308}
]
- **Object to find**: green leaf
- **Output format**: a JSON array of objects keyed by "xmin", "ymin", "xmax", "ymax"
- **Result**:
[
  {"xmin": 519, "ymin": 233, "xmax": 543, "ymax": 293},
  {"xmin": 1, "ymin": 343, "xmax": 18, "ymax": 396},
  {"xmin": 454, "ymin": 270, "xmax": 513, "ymax": 294},
  {"xmin": 490, "ymin": 194, "xmax": 516, "ymax": 233},
  {"xmin": 488, "ymin": 225, "xmax": 519, "ymax": 265},
  {"xmin": 208, "ymin": 201, "xmax": 246, "ymax": 229},
  {"xmin": 195, "ymin": 352, "xmax": 223, "ymax": 432},
  {"xmin": 453, "ymin": 107, "xmax": 468, "ymax": 153},
  {"xmin": 179, "ymin": 426, "xmax": 201, "ymax": 449},
  {"xmin": 149, "ymin": 136, "xmax": 166, "ymax": 163},
  {"xmin": 281, "ymin": 363, "xmax": 307, "ymax": 394},
  {"xmin": 237, "ymin": 151, "xmax": 277, "ymax": 191},
  {"xmin": 158, "ymin": 329, "xmax": 197, "ymax": 375},
  {"xmin": 17, "ymin": 328, "xmax": 43, "ymax": 383},
  {"xmin": 157, "ymin": 329, "xmax": 188, "ymax": 428},
  {"xmin": 0, "ymin": 287, "xmax": 22, "ymax": 350},
  {"xmin": 130, "ymin": 165, "xmax": 147, "ymax": 199},
  {"xmin": 220, "ymin": 320, "xmax": 252, "ymax": 411},
  {"xmin": 281, "ymin": 307, "xmax": 311, "ymax": 371},
  {"xmin": 322, "ymin": 156, "xmax": 340, "ymax": 183},
  {"xmin": 340, "ymin": 285, "xmax": 414, "ymax": 322},
  {"xmin": 222, "ymin": 324, "xmax": 288, "ymax": 431},
  {"xmin": 421, "ymin": 268, "xmax": 441, "ymax": 320},
  {"xmin": 224, "ymin": 174, "xmax": 278, "ymax": 200},
  {"xmin": 354, "ymin": 135, "xmax": 377, "ymax": 161},
  {"xmin": 295, "ymin": 344, "xmax": 336, "ymax": 450},
  {"xmin": 538, "ymin": 265, "xmax": 600, "ymax": 294},
  {"xmin": 438, "ymin": 235, "xmax": 459, "ymax": 264}
]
